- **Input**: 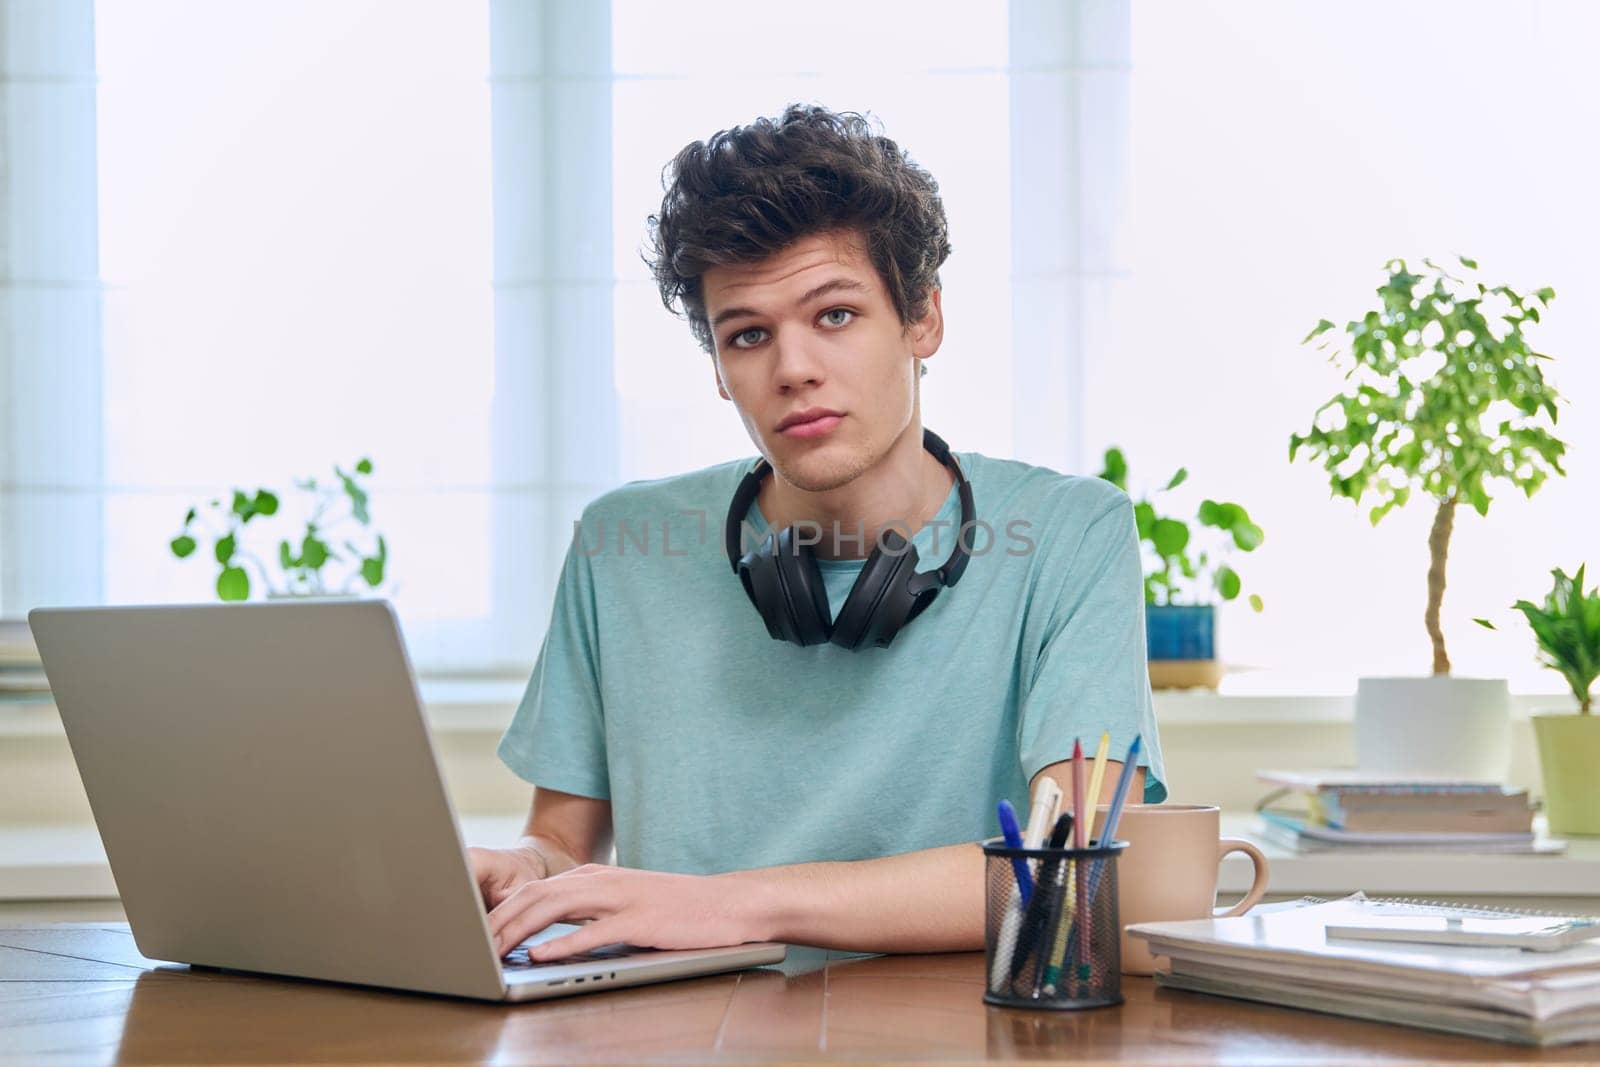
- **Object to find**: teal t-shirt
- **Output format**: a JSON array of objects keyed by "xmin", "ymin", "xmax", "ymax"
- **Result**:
[{"xmin": 497, "ymin": 451, "xmax": 1167, "ymax": 875}]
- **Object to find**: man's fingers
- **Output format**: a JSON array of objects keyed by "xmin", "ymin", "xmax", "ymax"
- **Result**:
[
  {"xmin": 527, "ymin": 920, "xmax": 626, "ymax": 962},
  {"xmin": 487, "ymin": 880, "xmax": 608, "ymax": 956}
]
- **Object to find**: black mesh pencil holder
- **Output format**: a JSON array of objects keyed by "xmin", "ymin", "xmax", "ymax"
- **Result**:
[{"xmin": 980, "ymin": 837, "xmax": 1127, "ymax": 1010}]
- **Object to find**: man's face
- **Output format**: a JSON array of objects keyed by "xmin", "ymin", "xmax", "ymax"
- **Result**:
[{"xmin": 702, "ymin": 230, "xmax": 942, "ymax": 493}]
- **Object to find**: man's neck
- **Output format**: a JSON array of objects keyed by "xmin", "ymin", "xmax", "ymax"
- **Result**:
[{"xmin": 757, "ymin": 421, "xmax": 956, "ymax": 562}]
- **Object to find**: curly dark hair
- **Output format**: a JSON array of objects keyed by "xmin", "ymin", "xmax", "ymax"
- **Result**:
[{"xmin": 644, "ymin": 103, "xmax": 953, "ymax": 355}]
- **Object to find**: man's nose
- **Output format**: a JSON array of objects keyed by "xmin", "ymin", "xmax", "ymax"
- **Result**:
[{"xmin": 771, "ymin": 330, "xmax": 826, "ymax": 392}]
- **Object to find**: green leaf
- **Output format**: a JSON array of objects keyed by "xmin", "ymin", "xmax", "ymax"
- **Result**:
[
  {"xmin": 254, "ymin": 490, "xmax": 279, "ymax": 516},
  {"xmin": 1099, "ymin": 448, "xmax": 1128, "ymax": 491},
  {"xmin": 1469, "ymin": 484, "xmax": 1491, "ymax": 517},
  {"xmin": 1459, "ymin": 255, "xmax": 1478, "ymax": 270},
  {"xmin": 355, "ymin": 457, "xmax": 374, "ymax": 475},
  {"xmin": 361, "ymin": 555, "xmax": 385, "ymax": 587},
  {"xmin": 1134, "ymin": 501, "xmax": 1156, "ymax": 541},
  {"xmin": 1232, "ymin": 522, "xmax": 1264, "ymax": 551},
  {"xmin": 1248, "ymin": 593, "xmax": 1264, "ymax": 613},
  {"xmin": 279, "ymin": 539, "xmax": 294, "ymax": 570},
  {"xmin": 1473, "ymin": 617, "xmax": 1496, "ymax": 630},
  {"xmin": 231, "ymin": 490, "xmax": 252, "ymax": 519},
  {"xmin": 214, "ymin": 534, "xmax": 236, "ymax": 565},
  {"xmin": 1215, "ymin": 565, "xmax": 1242, "ymax": 600},
  {"xmin": 1151, "ymin": 518, "xmax": 1189, "ymax": 558},
  {"xmin": 1165, "ymin": 468, "xmax": 1189, "ymax": 491},
  {"xmin": 301, "ymin": 534, "xmax": 330, "ymax": 571},
  {"xmin": 170, "ymin": 535, "xmax": 197, "ymax": 559},
  {"xmin": 1302, "ymin": 319, "xmax": 1337, "ymax": 344},
  {"xmin": 336, "ymin": 466, "xmax": 371, "ymax": 525},
  {"xmin": 183, "ymin": 508, "xmax": 196, "ymax": 526},
  {"xmin": 216, "ymin": 566, "xmax": 249, "ymax": 601}
]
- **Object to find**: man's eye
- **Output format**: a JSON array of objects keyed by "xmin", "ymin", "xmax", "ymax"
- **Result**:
[
  {"xmin": 731, "ymin": 328, "xmax": 766, "ymax": 349},
  {"xmin": 821, "ymin": 308, "xmax": 855, "ymax": 328}
]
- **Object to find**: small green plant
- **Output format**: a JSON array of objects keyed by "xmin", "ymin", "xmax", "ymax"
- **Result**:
[
  {"xmin": 1477, "ymin": 566, "xmax": 1600, "ymax": 714},
  {"xmin": 1097, "ymin": 447, "xmax": 1265, "ymax": 612},
  {"xmin": 170, "ymin": 458, "xmax": 389, "ymax": 601},
  {"xmin": 1291, "ymin": 256, "xmax": 1566, "ymax": 675}
]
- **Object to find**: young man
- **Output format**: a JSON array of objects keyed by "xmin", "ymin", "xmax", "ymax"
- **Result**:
[{"xmin": 470, "ymin": 104, "xmax": 1165, "ymax": 962}]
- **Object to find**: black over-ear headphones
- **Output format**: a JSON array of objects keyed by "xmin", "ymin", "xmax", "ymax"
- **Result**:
[{"xmin": 724, "ymin": 428, "xmax": 977, "ymax": 651}]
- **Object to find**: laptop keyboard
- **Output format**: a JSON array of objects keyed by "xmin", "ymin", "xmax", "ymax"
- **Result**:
[{"xmin": 501, "ymin": 942, "xmax": 638, "ymax": 970}]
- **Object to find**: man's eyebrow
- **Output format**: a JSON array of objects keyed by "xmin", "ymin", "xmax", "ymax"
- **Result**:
[{"xmin": 708, "ymin": 278, "xmax": 870, "ymax": 331}]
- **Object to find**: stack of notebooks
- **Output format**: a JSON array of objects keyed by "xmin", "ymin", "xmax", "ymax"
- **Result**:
[
  {"xmin": 1254, "ymin": 769, "xmax": 1560, "ymax": 855},
  {"xmin": 0, "ymin": 617, "xmax": 50, "ymax": 702},
  {"xmin": 1130, "ymin": 893, "xmax": 1600, "ymax": 1046}
]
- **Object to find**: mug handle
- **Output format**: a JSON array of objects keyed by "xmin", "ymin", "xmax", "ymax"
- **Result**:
[{"xmin": 1213, "ymin": 837, "xmax": 1269, "ymax": 918}]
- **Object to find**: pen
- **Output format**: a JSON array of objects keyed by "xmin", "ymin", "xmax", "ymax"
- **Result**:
[
  {"xmin": 1070, "ymin": 739, "xmax": 1086, "ymax": 851},
  {"xmin": 1026, "ymin": 814, "xmax": 1076, "ymax": 997},
  {"xmin": 996, "ymin": 799, "xmax": 1032, "ymax": 905},
  {"xmin": 1012, "ymin": 812, "xmax": 1073, "ymax": 989},
  {"xmin": 1100, "ymin": 736, "xmax": 1142, "ymax": 845},
  {"xmin": 1024, "ymin": 778, "xmax": 1063, "ymax": 860},
  {"xmin": 1084, "ymin": 732, "xmax": 1111, "ymax": 842}
]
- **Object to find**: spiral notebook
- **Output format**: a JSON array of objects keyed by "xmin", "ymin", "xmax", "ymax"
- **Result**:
[{"xmin": 1128, "ymin": 893, "xmax": 1600, "ymax": 1046}]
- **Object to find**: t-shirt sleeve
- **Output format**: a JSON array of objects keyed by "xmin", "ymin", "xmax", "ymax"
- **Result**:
[
  {"xmin": 496, "ymin": 540, "xmax": 611, "ymax": 800},
  {"xmin": 1017, "ymin": 494, "xmax": 1168, "ymax": 803}
]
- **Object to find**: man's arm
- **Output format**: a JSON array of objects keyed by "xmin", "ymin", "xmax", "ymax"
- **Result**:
[
  {"xmin": 487, "ymin": 763, "xmax": 1141, "ymax": 959},
  {"xmin": 725, "ymin": 760, "xmax": 1143, "ymax": 951}
]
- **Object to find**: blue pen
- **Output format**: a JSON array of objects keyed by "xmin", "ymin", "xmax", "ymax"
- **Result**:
[
  {"xmin": 997, "ymin": 799, "xmax": 1034, "ymax": 906},
  {"xmin": 1096, "ymin": 735, "xmax": 1142, "ymax": 847}
]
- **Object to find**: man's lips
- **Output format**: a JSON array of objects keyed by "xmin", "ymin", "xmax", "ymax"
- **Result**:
[{"xmin": 776, "ymin": 410, "xmax": 844, "ymax": 439}]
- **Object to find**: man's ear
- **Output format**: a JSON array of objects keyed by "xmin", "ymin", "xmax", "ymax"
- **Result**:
[
  {"xmin": 712, "ymin": 357, "xmax": 731, "ymax": 401},
  {"xmin": 908, "ymin": 287, "xmax": 944, "ymax": 360}
]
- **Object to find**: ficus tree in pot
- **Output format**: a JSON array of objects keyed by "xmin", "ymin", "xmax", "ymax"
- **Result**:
[{"xmin": 1291, "ymin": 257, "xmax": 1567, "ymax": 675}]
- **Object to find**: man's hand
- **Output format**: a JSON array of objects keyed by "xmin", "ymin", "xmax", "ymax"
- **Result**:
[
  {"xmin": 467, "ymin": 844, "xmax": 549, "ymax": 909},
  {"xmin": 486, "ymin": 864, "xmax": 761, "ymax": 960}
]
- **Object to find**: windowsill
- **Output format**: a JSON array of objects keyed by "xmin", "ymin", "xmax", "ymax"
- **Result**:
[
  {"xmin": 0, "ymin": 676, "xmax": 1582, "ymax": 738},
  {"xmin": 0, "ymin": 677, "xmax": 528, "ymax": 739}
]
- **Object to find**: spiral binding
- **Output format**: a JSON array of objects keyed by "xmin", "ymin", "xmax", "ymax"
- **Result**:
[{"xmin": 1298, "ymin": 894, "xmax": 1599, "ymax": 921}]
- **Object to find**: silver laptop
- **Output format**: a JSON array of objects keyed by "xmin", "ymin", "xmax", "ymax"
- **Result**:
[{"xmin": 28, "ymin": 600, "xmax": 786, "ymax": 1001}]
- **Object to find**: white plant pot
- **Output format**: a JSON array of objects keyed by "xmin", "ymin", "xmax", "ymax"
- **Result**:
[{"xmin": 1354, "ymin": 676, "xmax": 1511, "ymax": 781}]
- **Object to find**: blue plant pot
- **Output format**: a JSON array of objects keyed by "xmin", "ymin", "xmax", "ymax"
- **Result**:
[{"xmin": 1146, "ymin": 604, "xmax": 1215, "ymax": 661}]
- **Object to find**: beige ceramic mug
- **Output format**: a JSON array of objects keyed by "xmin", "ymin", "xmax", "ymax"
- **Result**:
[{"xmin": 1103, "ymin": 803, "xmax": 1269, "ymax": 975}]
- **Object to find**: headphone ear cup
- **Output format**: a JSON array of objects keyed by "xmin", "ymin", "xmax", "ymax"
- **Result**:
[
  {"xmin": 830, "ymin": 532, "xmax": 922, "ymax": 651},
  {"xmin": 737, "ymin": 539, "xmax": 794, "ymax": 643},
  {"xmin": 772, "ymin": 527, "xmax": 833, "ymax": 646}
]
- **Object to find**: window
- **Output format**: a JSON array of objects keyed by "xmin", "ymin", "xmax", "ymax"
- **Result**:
[
  {"xmin": 95, "ymin": 0, "xmax": 495, "ymax": 670},
  {"xmin": 1121, "ymin": 1, "xmax": 1600, "ymax": 689}
]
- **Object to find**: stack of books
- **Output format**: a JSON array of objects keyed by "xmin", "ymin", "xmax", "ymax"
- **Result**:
[
  {"xmin": 1130, "ymin": 893, "xmax": 1600, "ymax": 1046},
  {"xmin": 1254, "ymin": 769, "xmax": 1557, "ymax": 854},
  {"xmin": 0, "ymin": 617, "xmax": 50, "ymax": 702}
]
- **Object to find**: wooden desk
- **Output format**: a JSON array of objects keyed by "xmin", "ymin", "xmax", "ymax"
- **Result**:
[{"xmin": 4, "ymin": 925, "xmax": 1597, "ymax": 1065}]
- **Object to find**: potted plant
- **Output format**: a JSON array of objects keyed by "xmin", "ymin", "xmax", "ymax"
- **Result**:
[
  {"xmin": 170, "ymin": 458, "xmax": 391, "ymax": 601},
  {"xmin": 1097, "ymin": 447, "xmax": 1265, "ymax": 690},
  {"xmin": 1479, "ymin": 566, "xmax": 1600, "ymax": 834},
  {"xmin": 1292, "ymin": 257, "xmax": 1566, "ymax": 779}
]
